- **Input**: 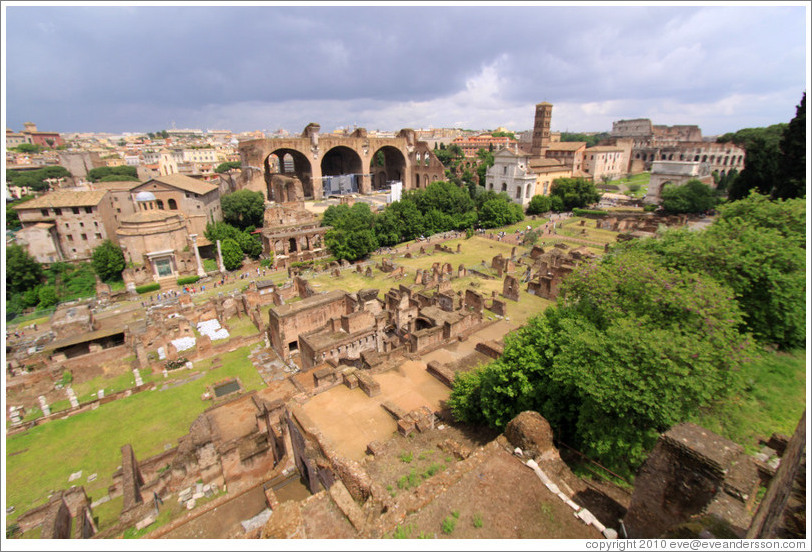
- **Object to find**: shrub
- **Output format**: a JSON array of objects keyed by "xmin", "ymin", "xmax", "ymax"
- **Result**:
[
  {"xmin": 572, "ymin": 208, "xmax": 607, "ymax": 216},
  {"xmin": 473, "ymin": 513, "xmax": 483, "ymax": 528},
  {"xmin": 441, "ymin": 516, "xmax": 457, "ymax": 534},
  {"xmin": 527, "ymin": 194, "xmax": 552, "ymax": 215},
  {"xmin": 643, "ymin": 204, "xmax": 658, "ymax": 212},
  {"xmin": 135, "ymin": 283, "xmax": 160, "ymax": 294},
  {"xmin": 177, "ymin": 275, "xmax": 200, "ymax": 286},
  {"xmin": 220, "ymin": 238, "xmax": 244, "ymax": 271},
  {"xmin": 260, "ymin": 258, "xmax": 274, "ymax": 268},
  {"xmin": 399, "ymin": 451, "xmax": 413, "ymax": 463}
]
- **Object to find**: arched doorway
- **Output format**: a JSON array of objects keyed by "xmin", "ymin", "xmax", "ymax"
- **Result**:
[
  {"xmin": 265, "ymin": 148, "xmax": 314, "ymax": 200},
  {"xmin": 321, "ymin": 146, "xmax": 363, "ymax": 196},
  {"xmin": 369, "ymin": 146, "xmax": 406, "ymax": 191}
]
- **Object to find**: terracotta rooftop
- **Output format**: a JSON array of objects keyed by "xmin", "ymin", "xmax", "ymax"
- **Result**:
[
  {"xmin": 93, "ymin": 181, "xmax": 141, "ymax": 191},
  {"xmin": 546, "ymin": 141, "xmax": 587, "ymax": 151},
  {"xmin": 528, "ymin": 158, "xmax": 567, "ymax": 169},
  {"xmin": 13, "ymin": 190, "xmax": 108, "ymax": 210},
  {"xmin": 144, "ymin": 173, "xmax": 218, "ymax": 195}
]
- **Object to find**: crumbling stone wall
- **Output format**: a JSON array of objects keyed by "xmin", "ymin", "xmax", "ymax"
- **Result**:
[
  {"xmin": 39, "ymin": 497, "xmax": 71, "ymax": 539},
  {"xmin": 624, "ymin": 423, "xmax": 759, "ymax": 538}
]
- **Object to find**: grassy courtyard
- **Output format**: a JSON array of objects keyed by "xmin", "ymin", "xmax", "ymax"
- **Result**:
[
  {"xmin": 689, "ymin": 349, "xmax": 807, "ymax": 452},
  {"xmin": 5, "ymin": 345, "xmax": 264, "ymax": 527}
]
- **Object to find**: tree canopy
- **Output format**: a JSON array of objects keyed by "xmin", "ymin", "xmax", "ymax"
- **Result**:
[
  {"xmin": 549, "ymin": 177, "xmax": 601, "ymax": 210},
  {"xmin": 324, "ymin": 203, "xmax": 379, "ymax": 261},
  {"xmin": 91, "ymin": 240, "xmax": 126, "ymax": 282},
  {"xmin": 659, "ymin": 179, "xmax": 717, "ymax": 214},
  {"xmin": 7, "ymin": 166, "xmax": 71, "ymax": 192},
  {"xmin": 6, "ymin": 244, "xmax": 44, "ymax": 295},
  {"xmin": 215, "ymin": 161, "xmax": 242, "ymax": 173},
  {"xmin": 220, "ymin": 238, "xmax": 244, "ymax": 271},
  {"xmin": 449, "ymin": 248, "xmax": 750, "ymax": 471},
  {"xmin": 205, "ymin": 221, "xmax": 262, "ymax": 259},
  {"xmin": 621, "ymin": 192, "xmax": 806, "ymax": 349},
  {"xmin": 87, "ymin": 165, "xmax": 138, "ymax": 183},
  {"xmin": 774, "ymin": 92, "xmax": 806, "ymax": 200},
  {"xmin": 526, "ymin": 194, "xmax": 552, "ymax": 215},
  {"xmin": 221, "ymin": 189, "xmax": 265, "ymax": 230}
]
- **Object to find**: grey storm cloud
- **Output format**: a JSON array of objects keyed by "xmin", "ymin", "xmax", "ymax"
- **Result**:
[{"xmin": 4, "ymin": 4, "xmax": 808, "ymax": 134}]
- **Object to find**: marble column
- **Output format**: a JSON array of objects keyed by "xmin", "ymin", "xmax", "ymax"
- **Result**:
[
  {"xmin": 190, "ymin": 234, "xmax": 206, "ymax": 277},
  {"xmin": 216, "ymin": 240, "xmax": 226, "ymax": 273}
]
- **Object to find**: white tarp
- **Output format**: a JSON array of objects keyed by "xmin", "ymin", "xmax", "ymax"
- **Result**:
[{"xmin": 197, "ymin": 319, "xmax": 230, "ymax": 341}]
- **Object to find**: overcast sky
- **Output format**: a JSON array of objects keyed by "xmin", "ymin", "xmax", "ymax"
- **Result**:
[{"xmin": 3, "ymin": 3, "xmax": 809, "ymax": 136}]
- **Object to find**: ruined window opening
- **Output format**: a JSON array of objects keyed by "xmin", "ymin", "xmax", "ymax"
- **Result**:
[
  {"xmin": 288, "ymin": 340, "xmax": 299, "ymax": 352},
  {"xmin": 156, "ymin": 199, "xmax": 164, "ymax": 210},
  {"xmin": 54, "ymin": 208, "xmax": 62, "ymax": 215},
  {"xmin": 289, "ymin": 238, "xmax": 297, "ymax": 252}
]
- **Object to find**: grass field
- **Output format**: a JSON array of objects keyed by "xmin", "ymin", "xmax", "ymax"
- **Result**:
[
  {"xmin": 688, "ymin": 349, "xmax": 807, "ymax": 452},
  {"xmin": 556, "ymin": 217, "xmax": 622, "ymax": 244},
  {"xmin": 610, "ymin": 172, "xmax": 650, "ymax": 198},
  {"xmin": 5, "ymin": 345, "xmax": 264, "ymax": 527}
]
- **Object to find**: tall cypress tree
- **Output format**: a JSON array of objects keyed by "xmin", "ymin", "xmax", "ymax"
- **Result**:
[{"xmin": 774, "ymin": 93, "xmax": 806, "ymax": 199}]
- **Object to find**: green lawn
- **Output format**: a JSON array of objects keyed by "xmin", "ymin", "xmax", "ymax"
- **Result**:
[
  {"xmin": 5, "ymin": 345, "xmax": 264, "ymax": 527},
  {"xmin": 556, "ymin": 217, "xmax": 621, "ymax": 244},
  {"xmin": 689, "ymin": 349, "xmax": 806, "ymax": 452}
]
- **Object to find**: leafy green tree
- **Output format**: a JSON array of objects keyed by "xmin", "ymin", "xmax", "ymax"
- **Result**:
[
  {"xmin": 221, "ymin": 189, "xmax": 265, "ymax": 230},
  {"xmin": 549, "ymin": 177, "xmax": 600, "ymax": 210},
  {"xmin": 727, "ymin": 135, "xmax": 780, "ymax": 200},
  {"xmin": 478, "ymin": 195, "xmax": 524, "ymax": 228},
  {"xmin": 7, "ymin": 203, "xmax": 21, "ymax": 230},
  {"xmin": 5, "ymin": 244, "xmax": 43, "ymax": 294},
  {"xmin": 205, "ymin": 221, "xmax": 261, "ymax": 258},
  {"xmin": 659, "ymin": 179, "xmax": 717, "ymax": 214},
  {"xmin": 620, "ymin": 193, "xmax": 806, "ymax": 349},
  {"xmin": 220, "ymin": 238, "xmax": 244, "ymax": 271},
  {"xmin": 324, "ymin": 203, "xmax": 379, "ymax": 261},
  {"xmin": 374, "ymin": 200, "xmax": 425, "ymax": 246},
  {"xmin": 99, "ymin": 174, "xmax": 139, "ymax": 182},
  {"xmin": 476, "ymin": 149, "xmax": 495, "ymax": 186},
  {"xmin": 406, "ymin": 180, "xmax": 475, "ymax": 217},
  {"xmin": 37, "ymin": 285, "xmax": 59, "ymax": 308},
  {"xmin": 87, "ymin": 165, "xmax": 137, "ymax": 182},
  {"xmin": 215, "ymin": 161, "xmax": 242, "ymax": 173},
  {"xmin": 774, "ymin": 92, "xmax": 806, "ymax": 199},
  {"xmin": 236, "ymin": 231, "xmax": 263, "ymax": 259},
  {"xmin": 716, "ymin": 191, "xmax": 805, "ymax": 247},
  {"xmin": 449, "ymin": 249, "xmax": 751, "ymax": 472},
  {"xmin": 559, "ymin": 132, "xmax": 611, "ymax": 148},
  {"xmin": 14, "ymin": 143, "xmax": 41, "ymax": 153},
  {"xmin": 205, "ymin": 221, "xmax": 241, "ymax": 243},
  {"xmin": 491, "ymin": 131, "xmax": 516, "ymax": 140},
  {"xmin": 91, "ymin": 240, "xmax": 126, "ymax": 282},
  {"xmin": 321, "ymin": 204, "xmax": 350, "ymax": 227},
  {"xmin": 526, "ymin": 194, "xmax": 552, "ymax": 215}
]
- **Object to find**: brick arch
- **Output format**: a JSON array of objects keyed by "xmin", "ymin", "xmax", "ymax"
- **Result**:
[
  {"xmin": 368, "ymin": 145, "xmax": 407, "ymax": 191},
  {"xmin": 238, "ymin": 127, "xmax": 432, "ymax": 199},
  {"xmin": 265, "ymin": 148, "xmax": 314, "ymax": 199}
]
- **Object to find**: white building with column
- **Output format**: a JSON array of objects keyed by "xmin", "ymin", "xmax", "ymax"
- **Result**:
[{"xmin": 484, "ymin": 149, "xmax": 538, "ymax": 207}]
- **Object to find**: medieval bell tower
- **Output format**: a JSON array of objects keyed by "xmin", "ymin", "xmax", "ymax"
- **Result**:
[{"xmin": 531, "ymin": 102, "xmax": 553, "ymax": 157}]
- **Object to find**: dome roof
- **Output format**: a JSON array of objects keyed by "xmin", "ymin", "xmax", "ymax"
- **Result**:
[{"xmin": 134, "ymin": 191, "xmax": 157, "ymax": 202}]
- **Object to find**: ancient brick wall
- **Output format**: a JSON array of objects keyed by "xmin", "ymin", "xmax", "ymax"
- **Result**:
[{"xmin": 40, "ymin": 498, "xmax": 72, "ymax": 539}]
